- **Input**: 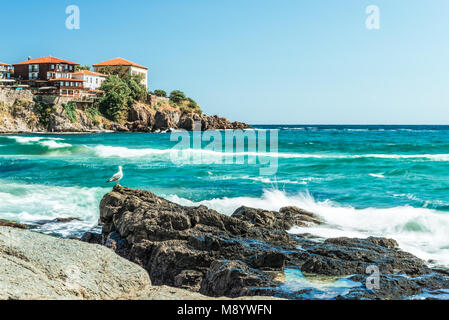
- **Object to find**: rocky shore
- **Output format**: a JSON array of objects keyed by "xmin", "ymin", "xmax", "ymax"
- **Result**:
[
  {"xmin": 0, "ymin": 226, "xmax": 278, "ymax": 300},
  {"xmin": 2, "ymin": 185, "xmax": 449, "ymax": 300},
  {"xmin": 81, "ymin": 185, "xmax": 449, "ymax": 300}
]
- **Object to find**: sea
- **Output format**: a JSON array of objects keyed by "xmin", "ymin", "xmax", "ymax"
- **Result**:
[{"xmin": 1, "ymin": 125, "xmax": 449, "ymax": 275}]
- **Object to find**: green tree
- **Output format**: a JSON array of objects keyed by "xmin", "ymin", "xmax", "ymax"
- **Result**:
[
  {"xmin": 98, "ymin": 75, "xmax": 132, "ymax": 123},
  {"xmin": 154, "ymin": 90, "xmax": 167, "ymax": 97},
  {"xmin": 125, "ymin": 74, "xmax": 147, "ymax": 102},
  {"xmin": 169, "ymin": 90, "xmax": 187, "ymax": 104},
  {"xmin": 98, "ymin": 66, "xmax": 130, "ymax": 79}
]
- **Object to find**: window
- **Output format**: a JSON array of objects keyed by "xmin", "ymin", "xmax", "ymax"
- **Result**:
[
  {"xmin": 65, "ymin": 82, "xmax": 69, "ymax": 86},
  {"xmin": 51, "ymin": 65, "xmax": 54, "ymax": 70},
  {"xmin": 60, "ymin": 82, "xmax": 64, "ymax": 86}
]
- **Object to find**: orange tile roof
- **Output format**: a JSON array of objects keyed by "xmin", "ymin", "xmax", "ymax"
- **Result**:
[
  {"xmin": 13, "ymin": 56, "xmax": 79, "ymax": 66},
  {"xmin": 93, "ymin": 57, "xmax": 148, "ymax": 70},
  {"xmin": 72, "ymin": 70, "xmax": 107, "ymax": 77},
  {"xmin": 49, "ymin": 78, "xmax": 84, "ymax": 82},
  {"xmin": 0, "ymin": 62, "xmax": 11, "ymax": 66}
]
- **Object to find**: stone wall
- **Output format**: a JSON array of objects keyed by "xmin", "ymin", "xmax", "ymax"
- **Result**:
[
  {"xmin": 148, "ymin": 94, "xmax": 169, "ymax": 107},
  {"xmin": 0, "ymin": 88, "xmax": 33, "ymax": 108}
]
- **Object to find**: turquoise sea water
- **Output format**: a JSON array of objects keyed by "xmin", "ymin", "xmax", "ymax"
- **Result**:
[{"xmin": 1, "ymin": 125, "xmax": 449, "ymax": 269}]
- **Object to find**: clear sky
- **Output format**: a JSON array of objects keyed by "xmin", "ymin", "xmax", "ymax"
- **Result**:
[{"xmin": 1, "ymin": 0, "xmax": 448, "ymax": 124}]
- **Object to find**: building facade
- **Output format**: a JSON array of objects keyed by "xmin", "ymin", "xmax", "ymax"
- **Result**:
[
  {"xmin": 72, "ymin": 70, "xmax": 107, "ymax": 91},
  {"xmin": 93, "ymin": 58, "xmax": 148, "ymax": 88},
  {"xmin": 13, "ymin": 57, "xmax": 84, "ymax": 96},
  {"xmin": 0, "ymin": 62, "xmax": 14, "ymax": 85}
]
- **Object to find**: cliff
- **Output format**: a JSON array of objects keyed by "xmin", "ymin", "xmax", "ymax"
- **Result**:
[{"xmin": 0, "ymin": 88, "xmax": 250, "ymax": 133}]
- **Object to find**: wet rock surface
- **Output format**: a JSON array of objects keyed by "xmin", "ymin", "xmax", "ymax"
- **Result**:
[{"xmin": 85, "ymin": 185, "xmax": 449, "ymax": 300}]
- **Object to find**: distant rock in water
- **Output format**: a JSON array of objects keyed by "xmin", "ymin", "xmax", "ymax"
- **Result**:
[{"xmin": 84, "ymin": 185, "xmax": 449, "ymax": 299}]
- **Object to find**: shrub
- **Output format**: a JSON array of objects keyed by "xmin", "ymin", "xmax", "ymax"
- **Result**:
[
  {"xmin": 86, "ymin": 107, "xmax": 101, "ymax": 125},
  {"xmin": 63, "ymin": 102, "xmax": 77, "ymax": 123},
  {"xmin": 99, "ymin": 75, "xmax": 132, "ymax": 124},
  {"xmin": 154, "ymin": 90, "xmax": 167, "ymax": 97},
  {"xmin": 187, "ymin": 97, "xmax": 198, "ymax": 109},
  {"xmin": 169, "ymin": 90, "xmax": 186, "ymax": 104},
  {"xmin": 35, "ymin": 102, "xmax": 57, "ymax": 129},
  {"xmin": 126, "ymin": 75, "xmax": 147, "ymax": 102}
]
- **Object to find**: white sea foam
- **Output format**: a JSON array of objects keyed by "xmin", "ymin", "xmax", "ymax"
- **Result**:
[
  {"xmin": 369, "ymin": 173, "xmax": 385, "ymax": 178},
  {"xmin": 6, "ymin": 136, "xmax": 71, "ymax": 149},
  {"xmin": 39, "ymin": 140, "xmax": 72, "ymax": 149},
  {"xmin": 0, "ymin": 180, "xmax": 106, "ymax": 237},
  {"xmin": 7, "ymin": 136, "xmax": 45, "ymax": 144},
  {"xmin": 90, "ymin": 145, "xmax": 449, "ymax": 162},
  {"xmin": 166, "ymin": 189, "xmax": 449, "ymax": 267}
]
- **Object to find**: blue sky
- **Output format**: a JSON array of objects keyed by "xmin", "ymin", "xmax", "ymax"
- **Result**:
[{"xmin": 1, "ymin": 0, "xmax": 448, "ymax": 124}]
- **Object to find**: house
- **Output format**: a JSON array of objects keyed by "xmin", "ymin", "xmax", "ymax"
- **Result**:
[
  {"xmin": 93, "ymin": 58, "xmax": 148, "ymax": 88},
  {"xmin": 72, "ymin": 70, "xmax": 107, "ymax": 91},
  {"xmin": 0, "ymin": 62, "xmax": 15, "ymax": 86},
  {"xmin": 13, "ymin": 56, "xmax": 83, "ymax": 96}
]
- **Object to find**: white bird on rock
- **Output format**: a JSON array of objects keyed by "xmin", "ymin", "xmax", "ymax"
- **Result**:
[{"xmin": 107, "ymin": 166, "xmax": 123, "ymax": 185}]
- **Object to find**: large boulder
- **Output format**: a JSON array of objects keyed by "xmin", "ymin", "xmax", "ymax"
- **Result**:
[
  {"xmin": 0, "ymin": 226, "xmax": 151, "ymax": 300},
  {"xmin": 153, "ymin": 110, "xmax": 181, "ymax": 130},
  {"xmin": 128, "ymin": 103, "xmax": 155, "ymax": 127}
]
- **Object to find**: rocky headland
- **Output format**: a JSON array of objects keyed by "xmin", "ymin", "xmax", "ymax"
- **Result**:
[{"xmin": 0, "ymin": 88, "xmax": 250, "ymax": 133}]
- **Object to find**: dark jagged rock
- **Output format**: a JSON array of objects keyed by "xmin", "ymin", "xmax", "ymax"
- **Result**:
[
  {"xmin": 300, "ymin": 236, "xmax": 430, "ymax": 277},
  {"xmin": 80, "ymin": 231, "xmax": 102, "ymax": 244},
  {"xmin": 200, "ymin": 260, "xmax": 277, "ymax": 297},
  {"xmin": 154, "ymin": 110, "xmax": 180, "ymax": 130},
  {"xmin": 109, "ymin": 123, "xmax": 129, "ymax": 132},
  {"xmin": 232, "ymin": 206, "xmax": 322, "ymax": 230},
  {"xmin": 86, "ymin": 185, "xmax": 449, "ymax": 300}
]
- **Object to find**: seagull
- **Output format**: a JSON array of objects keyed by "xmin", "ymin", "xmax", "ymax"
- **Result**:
[{"xmin": 107, "ymin": 166, "xmax": 123, "ymax": 185}]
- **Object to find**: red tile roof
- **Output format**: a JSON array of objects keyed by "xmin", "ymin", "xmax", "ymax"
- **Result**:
[
  {"xmin": 49, "ymin": 78, "xmax": 84, "ymax": 82},
  {"xmin": 13, "ymin": 57, "xmax": 79, "ymax": 66},
  {"xmin": 93, "ymin": 57, "xmax": 147, "ymax": 70},
  {"xmin": 0, "ymin": 62, "xmax": 11, "ymax": 66},
  {"xmin": 72, "ymin": 70, "xmax": 107, "ymax": 77}
]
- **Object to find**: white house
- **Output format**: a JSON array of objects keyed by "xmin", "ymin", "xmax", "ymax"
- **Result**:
[
  {"xmin": 72, "ymin": 70, "xmax": 107, "ymax": 91},
  {"xmin": 0, "ymin": 62, "xmax": 14, "ymax": 84},
  {"xmin": 93, "ymin": 58, "xmax": 148, "ymax": 88}
]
